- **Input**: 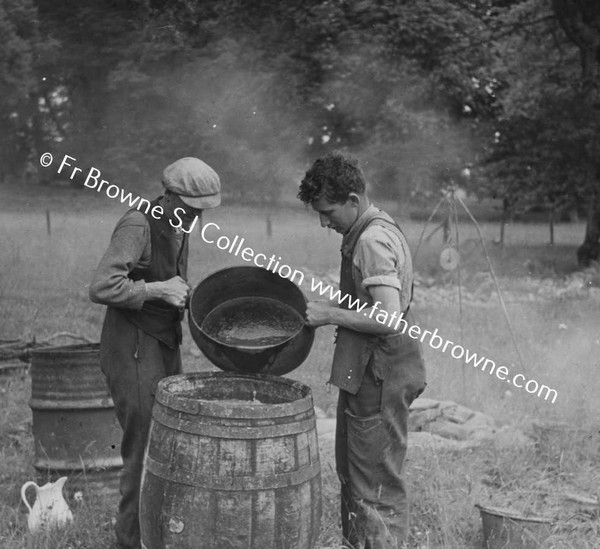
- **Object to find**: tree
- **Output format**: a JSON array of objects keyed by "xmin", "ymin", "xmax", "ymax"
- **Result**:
[
  {"xmin": 0, "ymin": 0, "xmax": 56, "ymax": 183},
  {"xmin": 17, "ymin": 0, "xmax": 598, "ymax": 228},
  {"xmin": 278, "ymin": 1, "xmax": 498, "ymax": 202},
  {"xmin": 481, "ymin": 0, "xmax": 600, "ymax": 265},
  {"xmin": 552, "ymin": 0, "xmax": 600, "ymax": 265},
  {"xmin": 26, "ymin": 0, "xmax": 321, "ymax": 197},
  {"xmin": 19, "ymin": 0, "xmax": 498, "ymax": 204}
]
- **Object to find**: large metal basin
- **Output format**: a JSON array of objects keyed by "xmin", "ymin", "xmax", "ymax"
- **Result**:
[{"xmin": 189, "ymin": 266, "xmax": 315, "ymax": 375}]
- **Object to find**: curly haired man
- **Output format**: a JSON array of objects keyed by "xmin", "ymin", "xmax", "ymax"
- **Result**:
[{"xmin": 298, "ymin": 151, "xmax": 426, "ymax": 549}]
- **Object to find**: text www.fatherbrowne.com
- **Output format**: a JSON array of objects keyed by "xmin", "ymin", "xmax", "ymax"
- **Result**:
[{"xmin": 310, "ymin": 278, "xmax": 558, "ymax": 404}]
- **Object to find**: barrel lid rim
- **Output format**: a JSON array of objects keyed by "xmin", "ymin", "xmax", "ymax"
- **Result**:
[
  {"xmin": 158, "ymin": 371, "xmax": 310, "ymax": 389},
  {"xmin": 156, "ymin": 372, "xmax": 313, "ymax": 416}
]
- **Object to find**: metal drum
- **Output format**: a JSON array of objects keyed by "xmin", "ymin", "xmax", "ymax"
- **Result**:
[
  {"xmin": 29, "ymin": 343, "xmax": 123, "ymax": 496},
  {"xmin": 188, "ymin": 266, "xmax": 315, "ymax": 375},
  {"xmin": 140, "ymin": 372, "xmax": 322, "ymax": 549}
]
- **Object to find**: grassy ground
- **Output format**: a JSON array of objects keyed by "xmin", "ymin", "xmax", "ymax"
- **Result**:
[{"xmin": 1, "ymin": 187, "xmax": 599, "ymax": 547}]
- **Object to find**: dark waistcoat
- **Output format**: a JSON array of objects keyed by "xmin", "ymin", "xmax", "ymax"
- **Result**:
[
  {"xmin": 122, "ymin": 199, "xmax": 189, "ymax": 349},
  {"xmin": 329, "ymin": 207, "xmax": 415, "ymax": 393}
]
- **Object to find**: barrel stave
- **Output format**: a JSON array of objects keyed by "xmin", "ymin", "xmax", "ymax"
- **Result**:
[{"xmin": 141, "ymin": 478, "xmax": 322, "ymax": 549}]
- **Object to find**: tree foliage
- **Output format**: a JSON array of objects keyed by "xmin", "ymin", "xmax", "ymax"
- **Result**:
[
  {"xmin": 478, "ymin": 0, "xmax": 600, "ymax": 264},
  {"xmin": 0, "ymin": 0, "xmax": 57, "ymax": 181},
  {"xmin": 1, "ymin": 0, "xmax": 599, "ymax": 263},
  {"xmin": 1, "ymin": 0, "xmax": 495, "ymax": 200}
]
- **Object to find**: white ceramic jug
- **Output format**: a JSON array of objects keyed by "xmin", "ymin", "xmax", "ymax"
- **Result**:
[{"xmin": 21, "ymin": 476, "xmax": 73, "ymax": 533}]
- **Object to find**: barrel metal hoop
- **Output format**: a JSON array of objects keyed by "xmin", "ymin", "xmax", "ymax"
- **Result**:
[
  {"xmin": 29, "ymin": 398, "xmax": 115, "ymax": 410},
  {"xmin": 144, "ymin": 455, "xmax": 321, "ymax": 490},
  {"xmin": 33, "ymin": 457, "xmax": 123, "ymax": 470},
  {"xmin": 152, "ymin": 411, "xmax": 316, "ymax": 439}
]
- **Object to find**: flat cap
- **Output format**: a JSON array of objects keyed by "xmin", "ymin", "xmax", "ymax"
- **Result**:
[{"xmin": 162, "ymin": 157, "xmax": 221, "ymax": 209}]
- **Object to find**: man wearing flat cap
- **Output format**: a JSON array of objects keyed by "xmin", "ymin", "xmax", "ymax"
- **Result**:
[{"xmin": 89, "ymin": 157, "xmax": 221, "ymax": 549}]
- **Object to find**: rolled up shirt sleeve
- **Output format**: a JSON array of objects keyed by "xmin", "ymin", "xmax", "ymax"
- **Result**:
[
  {"xmin": 89, "ymin": 213, "xmax": 150, "ymax": 310},
  {"xmin": 353, "ymin": 226, "xmax": 405, "ymax": 291}
]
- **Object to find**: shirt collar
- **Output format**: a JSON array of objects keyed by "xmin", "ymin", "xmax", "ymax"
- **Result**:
[{"xmin": 341, "ymin": 204, "xmax": 378, "ymax": 259}]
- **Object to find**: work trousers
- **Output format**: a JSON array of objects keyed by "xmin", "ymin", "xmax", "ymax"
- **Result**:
[
  {"xmin": 335, "ymin": 340, "xmax": 426, "ymax": 549},
  {"xmin": 100, "ymin": 308, "xmax": 182, "ymax": 549}
]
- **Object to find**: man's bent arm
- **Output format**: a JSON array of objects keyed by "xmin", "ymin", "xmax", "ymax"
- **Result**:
[
  {"xmin": 89, "ymin": 217, "xmax": 149, "ymax": 310},
  {"xmin": 308, "ymin": 285, "xmax": 402, "ymax": 335}
]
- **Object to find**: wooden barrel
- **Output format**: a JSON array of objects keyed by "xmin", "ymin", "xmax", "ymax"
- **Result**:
[
  {"xmin": 29, "ymin": 343, "xmax": 123, "ymax": 497},
  {"xmin": 140, "ymin": 372, "xmax": 322, "ymax": 549}
]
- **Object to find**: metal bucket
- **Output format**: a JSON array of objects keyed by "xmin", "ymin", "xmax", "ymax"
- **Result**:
[
  {"xmin": 140, "ymin": 372, "xmax": 322, "ymax": 549},
  {"xmin": 476, "ymin": 504, "xmax": 552, "ymax": 549},
  {"xmin": 532, "ymin": 421, "xmax": 599, "ymax": 463},
  {"xmin": 188, "ymin": 266, "xmax": 315, "ymax": 375},
  {"xmin": 30, "ymin": 343, "xmax": 123, "ymax": 497}
]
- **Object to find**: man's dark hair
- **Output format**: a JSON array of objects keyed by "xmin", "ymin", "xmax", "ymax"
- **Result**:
[{"xmin": 297, "ymin": 151, "xmax": 366, "ymax": 204}]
